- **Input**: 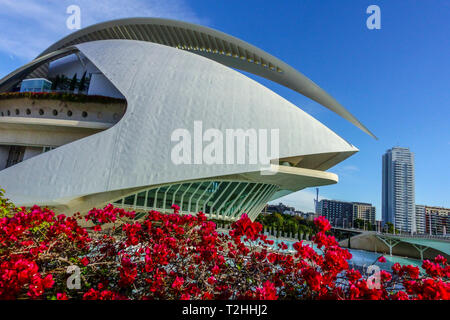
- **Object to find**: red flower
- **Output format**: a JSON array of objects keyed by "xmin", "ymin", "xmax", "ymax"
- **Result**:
[
  {"xmin": 172, "ymin": 277, "xmax": 184, "ymax": 290},
  {"xmin": 314, "ymin": 216, "xmax": 331, "ymax": 232},
  {"xmin": 207, "ymin": 276, "xmax": 216, "ymax": 285},
  {"xmin": 347, "ymin": 269, "xmax": 362, "ymax": 283},
  {"xmin": 267, "ymin": 253, "xmax": 277, "ymax": 264},
  {"xmin": 80, "ymin": 257, "xmax": 89, "ymax": 266},
  {"xmin": 83, "ymin": 288, "xmax": 99, "ymax": 300},
  {"xmin": 390, "ymin": 291, "xmax": 410, "ymax": 300},
  {"xmin": 211, "ymin": 265, "xmax": 220, "ymax": 275},
  {"xmin": 380, "ymin": 270, "xmax": 392, "ymax": 282},
  {"xmin": 434, "ymin": 255, "xmax": 447, "ymax": 265},
  {"xmin": 303, "ymin": 268, "xmax": 322, "ymax": 292},
  {"xmin": 403, "ymin": 265, "xmax": 420, "ymax": 279},
  {"xmin": 392, "ymin": 263, "xmax": 401, "ymax": 274},
  {"xmin": 118, "ymin": 255, "xmax": 137, "ymax": 287},
  {"xmin": 57, "ymin": 292, "xmax": 68, "ymax": 300},
  {"xmin": 202, "ymin": 292, "xmax": 214, "ymax": 300},
  {"xmin": 171, "ymin": 204, "xmax": 180, "ymax": 214},
  {"xmin": 42, "ymin": 274, "xmax": 54, "ymax": 289},
  {"xmin": 255, "ymin": 281, "xmax": 278, "ymax": 300},
  {"xmin": 422, "ymin": 260, "xmax": 443, "ymax": 278},
  {"xmin": 180, "ymin": 293, "xmax": 191, "ymax": 300},
  {"xmin": 378, "ymin": 256, "xmax": 386, "ymax": 263}
]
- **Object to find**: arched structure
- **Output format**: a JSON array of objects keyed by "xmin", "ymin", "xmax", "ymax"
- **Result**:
[{"xmin": 0, "ymin": 18, "xmax": 373, "ymax": 221}]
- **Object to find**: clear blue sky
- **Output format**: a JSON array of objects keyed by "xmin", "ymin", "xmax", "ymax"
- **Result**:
[{"xmin": 1, "ymin": 0, "xmax": 449, "ymax": 218}]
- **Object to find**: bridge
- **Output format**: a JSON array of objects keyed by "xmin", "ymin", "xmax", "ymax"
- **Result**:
[{"xmin": 331, "ymin": 227, "xmax": 450, "ymax": 261}]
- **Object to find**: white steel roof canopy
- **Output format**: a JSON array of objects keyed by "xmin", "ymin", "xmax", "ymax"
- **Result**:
[{"xmin": 34, "ymin": 18, "xmax": 375, "ymax": 139}]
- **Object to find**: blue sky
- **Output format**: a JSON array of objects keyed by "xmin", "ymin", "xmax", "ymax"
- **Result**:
[{"xmin": 1, "ymin": 0, "xmax": 449, "ymax": 218}]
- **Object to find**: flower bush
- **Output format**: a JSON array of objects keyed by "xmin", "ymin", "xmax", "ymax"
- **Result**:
[{"xmin": 0, "ymin": 189, "xmax": 448, "ymax": 300}]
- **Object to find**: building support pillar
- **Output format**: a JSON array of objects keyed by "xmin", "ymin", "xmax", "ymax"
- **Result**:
[
  {"xmin": 411, "ymin": 244, "xmax": 429, "ymax": 260},
  {"xmin": 377, "ymin": 236, "xmax": 401, "ymax": 256}
]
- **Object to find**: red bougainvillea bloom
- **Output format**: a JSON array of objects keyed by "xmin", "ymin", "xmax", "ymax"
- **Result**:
[
  {"xmin": 80, "ymin": 257, "xmax": 89, "ymax": 267},
  {"xmin": 171, "ymin": 204, "xmax": 180, "ymax": 214},
  {"xmin": 172, "ymin": 277, "xmax": 185, "ymax": 290},
  {"xmin": 314, "ymin": 216, "xmax": 331, "ymax": 232},
  {"xmin": 435, "ymin": 255, "xmax": 447, "ymax": 265},
  {"xmin": 180, "ymin": 293, "xmax": 191, "ymax": 300},
  {"xmin": 390, "ymin": 291, "xmax": 410, "ymax": 300},
  {"xmin": 392, "ymin": 263, "xmax": 402, "ymax": 274},
  {"xmin": 255, "ymin": 281, "xmax": 278, "ymax": 300},
  {"xmin": 207, "ymin": 276, "xmax": 216, "ymax": 285},
  {"xmin": 118, "ymin": 255, "xmax": 137, "ymax": 287},
  {"xmin": 57, "ymin": 293, "xmax": 68, "ymax": 300},
  {"xmin": 267, "ymin": 253, "xmax": 277, "ymax": 264},
  {"xmin": 211, "ymin": 265, "xmax": 220, "ymax": 275}
]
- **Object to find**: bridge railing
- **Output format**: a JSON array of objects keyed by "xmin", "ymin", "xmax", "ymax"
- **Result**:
[
  {"xmin": 378, "ymin": 232, "xmax": 450, "ymax": 241},
  {"xmin": 331, "ymin": 227, "xmax": 450, "ymax": 241}
]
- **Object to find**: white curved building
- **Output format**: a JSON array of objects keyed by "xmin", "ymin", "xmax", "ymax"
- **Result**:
[{"xmin": 0, "ymin": 18, "xmax": 373, "ymax": 221}]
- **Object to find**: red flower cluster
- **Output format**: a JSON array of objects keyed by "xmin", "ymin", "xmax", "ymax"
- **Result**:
[
  {"xmin": 118, "ymin": 255, "xmax": 137, "ymax": 287},
  {"xmin": 313, "ymin": 216, "xmax": 331, "ymax": 232},
  {"xmin": 0, "ymin": 258, "xmax": 54, "ymax": 299},
  {"xmin": 86, "ymin": 204, "xmax": 135, "ymax": 224},
  {"xmin": 230, "ymin": 213, "xmax": 263, "ymax": 241},
  {"xmin": 0, "ymin": 189, "xmax": 448, "ymax": 300},
  {"xmin": 0, "ymin": 204, "xmax": 90, "ymax": 299}
]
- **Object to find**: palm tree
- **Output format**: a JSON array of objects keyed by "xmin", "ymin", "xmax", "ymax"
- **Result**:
[
  {"xmin": 59, "ymin": 75, "xmax": 67, "ymax": 90},
  {"xmin": 69, "ymin": 73, "xmax": 78, "ymax": 91},
  {"xmin": 78, "ymin": 71, "xmax": 87, "ymax": 92},
  {"xmin": 298, "ymin": 225, "xmax": 304, "ymax": 240},
  {"xmin": 51, "ymin": 75, "xmax": 60, "ymax": 90}
]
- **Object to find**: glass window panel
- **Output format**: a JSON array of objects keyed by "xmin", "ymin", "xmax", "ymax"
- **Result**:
[
  {"xmin": 124, "ymin": 194, "xmax": 135, "ymax": 206},
  {"xmin": 146, "ymin": 189, "xmax": 156, "ymax": 208},
  {"xmin": 136, "ymin": 192, "xmax": 146, "ymax": 206},
  {"xmin": 209, "ymin": 182, "xmax": 237, "ymax": 213}
]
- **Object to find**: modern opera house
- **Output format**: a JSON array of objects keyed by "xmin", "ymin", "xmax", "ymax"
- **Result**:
[{"xmin": 0, "ymin": 18, "xmax": 374, "ymax": 221}]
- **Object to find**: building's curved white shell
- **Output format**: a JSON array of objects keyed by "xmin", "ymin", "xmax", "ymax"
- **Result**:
[
  {"xmin": 0, "ymin": 40, "xmax": 358, "ymax": 218},
  {"xmin": 0, "ymin": 18, "xmax": 375, "ymax": 138}
]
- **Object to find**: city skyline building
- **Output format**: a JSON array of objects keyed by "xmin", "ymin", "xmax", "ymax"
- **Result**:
[
  {"xmin": 264, "ymin": 203, "xmax": 296, "ymax": 215},
  {"xmin": 353, "ymin": 202, "xmax": 376, "ymax": 226},
  {"xmin": 415, "ymin": 205, "xmax": 426, "ymax": 234},
  {"xmin": 416, "ymin": 205, "xmax": 449, "ymax": 235},
  {"xmin": 382, "ymin": 147, "xmax": 416, "ymax": 233},
  {"xmin": 317, "ymin": 199, "xmax": 376, "ymax": 229},
  {"xmin": 317, "ymin": 199, "xmax": 354, "ymax": 228}
]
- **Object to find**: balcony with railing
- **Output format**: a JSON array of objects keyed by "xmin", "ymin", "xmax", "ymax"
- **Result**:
[{"xmin": 0, "ymin": 91, "xmax": 126, "ymax": 170}]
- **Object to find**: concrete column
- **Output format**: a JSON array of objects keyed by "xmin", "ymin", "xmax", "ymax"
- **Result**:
[
  {"xmin": 412, "ymin": 244, "xmax": 428, "ymax": 261},
  {"xmin": 0, "ymin": 146, "xmax": 10, "ymax": 170}
]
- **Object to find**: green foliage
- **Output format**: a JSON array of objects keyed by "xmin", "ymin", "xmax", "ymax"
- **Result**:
[
  {"xmin": 259, "ymin": 212, "xmax": 316, "ymax": 239},
  {"xmin": 51, "ymin": 75, "xmax": 60, "ymax": 90},
  {"xmin": 0, "ymin": 92, "xmax": 125, "ymax": 104},
  {"xmin": 385, "ymin": 222, "xmax": 395, "ymax": 233},
  {"xmin": 78, "ymin": 71, "xmax": 87, "ymax": 92},
  {"xmin": 69, "ymin": 73, "xmax": 78, "ymax": 91},
  {"xmin": 354, "ymin": 218, "xmax": 365, "ymax": 229},
  {"xmin": 0, "ymin": 188, "xmax": 15, "ymax": 218}
]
